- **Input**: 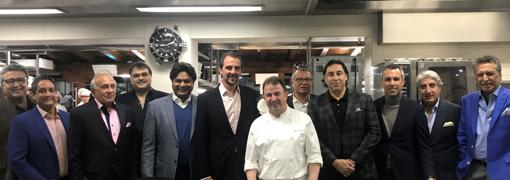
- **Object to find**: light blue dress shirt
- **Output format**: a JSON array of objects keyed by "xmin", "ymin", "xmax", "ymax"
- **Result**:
[
  {"xmin": 475, "ymin": 85, "xmax": 501, "ymax": 160},
  {"xmin": 423, "ymin": 98, "xmax": 439, "ymax": 134}
]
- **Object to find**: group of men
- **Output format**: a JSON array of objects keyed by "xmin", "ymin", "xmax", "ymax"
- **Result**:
[{"xmin": 0, "ymin": 52, "xmax": 509, "ymax": 180}]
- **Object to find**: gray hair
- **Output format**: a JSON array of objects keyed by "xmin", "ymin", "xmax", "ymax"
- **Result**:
[
  {"xmin": 90, "ymin": 71, "xmax": 115, "ymax": 89},
  {"xmin": 0, "ymin": 63, "xmax": 29, "ymax": 81},
  {"xmin": 475, "ymin": 55, "xmax": 501, "ymax": 74},
  {"xmin": 416, "ymin": 70, "xmax": 443, "ymax": 87},
  {"xmin": 291, "ymin": 67, "xmax": 312, "ymax": 80},
  {"xmin": 382, "ymin": 64, "xmax": 405, "ymax": 80}
]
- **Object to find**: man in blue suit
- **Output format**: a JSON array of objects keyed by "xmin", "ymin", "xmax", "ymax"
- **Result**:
[
  {"xmin": 8, "ymin": 76, "xmax": 70, "ymax": 180},
  {"xmin": 458, "ymin": 55, "xmax": 510, "ymax": 180}
]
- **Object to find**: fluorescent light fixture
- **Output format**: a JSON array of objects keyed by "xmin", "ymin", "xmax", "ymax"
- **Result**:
[
  {"xmin": 136, "ymin": 6, "xmax": 262, "ymax": 13},
  {"xmin": 0, "ymin": 9, "xmax": 63, "ymax": 15},
  {"xmin": 117, "ymin": 74, "xmax": 131, "ymax": 78},
  {"xmin": 131, "ymin": 50, "xmax": 146, "ymax": 61},
  {"xmin": 350, "ymin": 47, "xmax": 362, "ymax": 56}
]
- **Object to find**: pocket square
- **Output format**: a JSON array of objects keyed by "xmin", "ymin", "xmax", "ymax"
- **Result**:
[
  {"xmin": 443, "ymin": 121, "xmax": 454, "ymax": 127},
  {"xmin": 355, "ymin": 107, "xmax": 363, "ymax": 112},
  {"xmin": 503, "ymin": 107, "xmax": 510, "ymax": 116},
  {"xmin": 126, "ymin": 122, "xmax": 131, "ymax": 128}
]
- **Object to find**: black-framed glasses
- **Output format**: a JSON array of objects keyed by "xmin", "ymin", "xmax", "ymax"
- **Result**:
[{"xmin": 2, "ymin": 77, "xmax": 27, "ymax": 85}]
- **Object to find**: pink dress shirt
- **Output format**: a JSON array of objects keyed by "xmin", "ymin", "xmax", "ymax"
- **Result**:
[
  {"xmin": 37, "ymin": 105, "xmax": 68, "ymax": 177},
  {"xmin": 95, "ymin": 99, "xmax": 121, "ymax": 144}
]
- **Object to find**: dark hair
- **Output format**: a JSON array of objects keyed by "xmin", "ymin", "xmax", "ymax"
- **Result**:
[
  {"xmin": 382, "ymin": 64, "xmax": 405, "ymax": 79},
  {"xmin": 0, "ymin": 63, "xmax": 29, "ymax": 81},
  {"xmin": 475, "ymin": 55, "xmax": 501, "ymax": 74},
  {"xmin": 219, "ymin": 51, "xmax": 242, "ymax": 69},
  {"xmin": 30, "ymin": 76, "xmax": 56, "ymax": 95},
  {"xmin": 129, "ymin": 61, "xmax": 152, "ymax": 76},
  {"xmin": 262, "ymin": 76, "xmax": 287, "ymax": 93},
  {"xmin": 169, "ymin": 62, "xmax": 197, "ymax": 81},
  {"xmin": 323, "ymin": 60, "xmax": 349, "ymax": 77},
  {"xmin": 291, "ymin": 67, "xmax": 312, "ymax": 80}
]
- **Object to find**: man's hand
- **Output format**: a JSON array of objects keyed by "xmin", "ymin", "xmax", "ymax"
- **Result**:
[
  {"xmin": 332, "ymin": 159, "xmax": 355, "ymax": 177},
  {"xmin": 200, "ymin": 176, "xmax": 213, "ymax": 180}
]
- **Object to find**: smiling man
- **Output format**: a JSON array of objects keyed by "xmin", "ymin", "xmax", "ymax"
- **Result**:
[
  {"xmin": 0, "ymin": 63, "xmax": 34, "ymax": 180},
  {"xmin": 141, "ymin": 62, "xmax": 197, "ymax": 179},
  {"xmin": 373, "ymin": 64, "xmax": 435, "ymax": 180},
  {"xmin": 8, "ymin": 76, "xmax": 70, "ymax": 180},
  {"xmin": 457, "ymin": 55, "xmax": 510, "ymax": 180},
  {"xmin": 416, "ymin": 70, "xmax": 460, "ymax": 180}
]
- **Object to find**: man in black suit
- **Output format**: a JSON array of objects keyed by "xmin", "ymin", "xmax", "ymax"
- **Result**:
[
  {"xmin": 287, "ymin": 67, "xmax": 316, "ymax": 113},
  {"xmin": 69, "ymin": 71, "xmax": 137, "ymax": 180},
  {"xmin": 417, "ymin": 70, "xmax": 460, "ymax": 180},
  {"xmin": 116, "ymin": 61, "xmax": 168, "ymax": 177},
  {"xmin": 192, "ymin": 51, "xmax": 260, "ymax": 180},
  {"xmin": 308, "ymin": 60, "xmax": 381, "ymax": 179},
  {"xmin": 374, "ymin": 64, "xmax": 435, "ymax": 180}
]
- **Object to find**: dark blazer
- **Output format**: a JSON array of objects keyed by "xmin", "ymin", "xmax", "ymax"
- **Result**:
[
  {"xmin": 286, "ymin": 94, "xmax": 316, "ymax": 109},
  {"xmin": 69, "ymin": 100, "xmax": 137, "ymax": 180},
  {"xmin": 308, "ymin": 90, "xmax": 381, "ymax": 180},
  {"xmin": 191, "ymin": 85, "xmax": 260, "ymax": 180},
  {"xmin": 427, "ymin": 99, "xmax": 460, "ymax": 180},
  {"xmin": 8, "ymin": 108, "xmax": 70, "ymax": 180},
  {"xmin": 374, "ymin": 96, "xmax": 434, "ymax": 180}
]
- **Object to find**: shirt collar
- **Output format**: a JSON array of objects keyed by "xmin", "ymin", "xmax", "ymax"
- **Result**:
[
  {"xmin": 269, "ymin": 105, "xmax": 290, "ymax": 119},
  {"xmin": 478, "ymin": 85, "xmax": 502, "ymax": 98},
  {"xmin": 172, "ymin": 93, "xmax": 191, "ymax": 104},
  {"xmin": 420, "ymin": 97, "xmax": 440, "ymax": 112},
  {"xmin": 219, "ymin": 82, "xmax": 240, "ymax": 97},
  {"xmin": 292, "ymin": 94, "xmax": 310, "ymax": 104},
  {"xmin": 95, "ymin": 98, "xmax": 116, "ymax": 110},
  {"xmin": 36, "ymin": 104, "xmax": 57, "ymax": 119}
]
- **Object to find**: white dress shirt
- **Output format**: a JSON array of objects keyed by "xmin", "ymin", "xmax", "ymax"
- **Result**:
[
  {"xmin": 291, "ymin": 94, "xmax": 310, "ymax": 113},
  {"xmin": 172, "ymin": 93, "xmax": 191, "ymax": 108},
  {"xmin": 244, "ymin": 107, "xmax": 323, "ymax": 180}
]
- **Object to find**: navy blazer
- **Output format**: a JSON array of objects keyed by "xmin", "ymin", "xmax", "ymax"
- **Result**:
[{"xmin": 8, "ymin": 107, "xmax": 70, "ymax": 180}]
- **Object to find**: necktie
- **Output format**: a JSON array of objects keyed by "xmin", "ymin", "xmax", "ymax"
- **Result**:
[{"xmin": 100, "ymin": 106, "xmax": 111, "ymax": 133}]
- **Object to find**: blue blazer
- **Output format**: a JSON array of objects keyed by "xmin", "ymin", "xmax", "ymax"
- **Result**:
[
  {"xmin": 457, "ymin": 87, "xmax": 510, "ymax": 180},
  {"xmin": 7, "ymin": 107, "xmax": 70, "ymax": 180}
]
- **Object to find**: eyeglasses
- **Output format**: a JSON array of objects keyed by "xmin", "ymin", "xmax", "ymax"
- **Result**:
[
  {"xmin": 294, "ymin": 78, "xmax": 312, "ymax": 83},
  {"xmin": 2, "ymin": 77, "xmax": 27, "ymax": 85}
]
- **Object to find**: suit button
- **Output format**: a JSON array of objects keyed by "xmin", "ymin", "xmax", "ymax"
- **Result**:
[
  {"xmin": 174, "ymin": 160, "xmax": 177, "ymax": 163},
  {"xmin": 471, "ymin": 145, "xmax": 474, "ymax": 148},
  {"xmin": 114, "ymin": 148, "xmax": 117, "ymax": 151},
  {"xmin": 113, "ymin": 164, "xmax": 116, "ymax": 168},
  {"xmin": 467, "ymin": 161, "xmax": 470, "ymax": 165},
  {"xmin": 176, "ymin": 145, "xmax": 179, "ymax": 148}
]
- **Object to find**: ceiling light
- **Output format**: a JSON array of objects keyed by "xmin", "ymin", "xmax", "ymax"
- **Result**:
[
  {"xmin": 350, "ymin": 47, "xmax": 362, "ymax": 56},
  {"xmin": 0, "ymin": 9, "xmax": 63, "ymax": 15},
  {"xmin": 136, "ymin": 6, "xmax": 262, "ymax": 13}
]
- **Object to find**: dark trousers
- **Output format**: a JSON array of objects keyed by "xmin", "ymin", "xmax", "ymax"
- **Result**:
[{"xmin": 175, "ymin": 164, "xmax": 191, "ymax": 180}]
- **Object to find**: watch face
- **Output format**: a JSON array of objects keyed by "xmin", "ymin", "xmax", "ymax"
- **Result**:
[{"xmin": 149, "ymin": 27, "xmax": 184, "ymax": 63}]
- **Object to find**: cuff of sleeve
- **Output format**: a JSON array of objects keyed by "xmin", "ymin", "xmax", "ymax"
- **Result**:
[
  {"xmin": 308, "ymin": 155, "xmax": 324, "ymax": 167},
  {"xmin": 244, "ymin": 161, "xmax": 259, "ymax": 171}
]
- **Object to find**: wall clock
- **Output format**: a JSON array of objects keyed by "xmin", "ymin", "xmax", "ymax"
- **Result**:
[{"xmin": 149, "ymin": 25, "xmax": 186, "ymax": 63}]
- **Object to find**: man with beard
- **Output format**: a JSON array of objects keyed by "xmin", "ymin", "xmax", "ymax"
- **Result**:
[
  {"xmin": 141, "ymin": 62, "xmax": 197, "ymax": 179},
  {"xmin": 245, "ymin": 76, "xmax": 322, "ymax": 180},
  {"xmin": 8, "ymin": 76, "xmax": 70, "ymax": 179},
  {"xmin": 458, "ymin": 55, "xmax": 510, "ymax": 180},
  {"xmin": 116, "ymin": 61, "xmax": 168, "ymax": 177},
  {"xmin": 308, "ymin": 60, "xmax": 381, "ymax": 179},
  {"xmin": 0, "ymin": 63, "xmax": 35, "ymax": 180},
  {"xmin": 416, "ymin": 70, "xmax": 460, "ymax": 180},
  {"xmin": 192, "ymin": 51, "xmax": 260, "ymax": 180},
  {"xmin": 373, "ymin": 64, "xmax": 434, "ymax": 180},
  {"xmin": 69, "ymin": 71, "xmax": 137, "ymax": 179},
  {"xmin": 288, "ymin": 67, "xmax": 316, "ymax": 113}
]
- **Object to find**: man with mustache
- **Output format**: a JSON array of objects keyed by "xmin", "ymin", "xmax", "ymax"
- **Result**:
[
  {"xmin": 192, "ymin": 51, "xmax": 260, "ymax": 180},
  {"xmin": 457, "ymin": 55, "xmax": 510, "ymax": 180},
  {"xmin": 8, "ymin": 76, "xmax": 70, "ymax": 180},
  {"xmin": 245, "ymin": 76, "xmax": 322, "ymax": 180},
  {"xmin": 373, "ymin": 64, "xmax": 435, "ymax": 180},
  {"xmin": 288, "ymin": 67, "xmax": 316, "ymax": 113},
  {"xmin": 308, "ymin": 60, "xmax": 381, "ymax": 179},
  {"xmin": 141, "ymin": 62, "xmax": 197, "ymax": 179},
  {"xmin": 116, "ymin": 61, "xmax": 168, "ymax": 177},
  {"xmin": 69, "ymin": 71, "xmax": 137, "ymax": 179},
  {"xmin": 0, "ymin": 63, "xmax": 35, "ymax": 180},
  {"xmin": 416, "ymin": 70, "xmax": 460, "ymax": 180}
]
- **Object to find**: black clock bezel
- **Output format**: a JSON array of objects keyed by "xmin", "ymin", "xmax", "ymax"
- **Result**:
[{"xmin": 149, "ymin": 26, "xmax": 185, "ymax": 63}]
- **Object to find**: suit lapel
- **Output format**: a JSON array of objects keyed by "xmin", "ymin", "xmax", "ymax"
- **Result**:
[
  {"xmin": 318, "ymin": 93, "xmax": 340, "ymax": 130},
  {"xmin": 31, "ymin": 109, "xmax": 57, "ymax": 154},
  {"xmin": 164, "ymin": 95, "xmax": 179, "ymax": 142},
  {"xmin": 190, "ymin": 95, "xmax": 197, "ymax": 140},
  {"xmin": 489, "ymin": 89, "xmax": 509, "ymax": 133},
  {"xmin": 116, "ymin": 104, "xmax": 128, "ymax": 141},
  {"xmin": 89, "ymin": 101, "xmax": 114, "ymax": 143},
  {"xmin": 375, "ymin": 97, "xmax": 390, "ymax": 140},
  {"xmin": 213, "ymin": 87, "xmax": 234, "ymax": 135}
]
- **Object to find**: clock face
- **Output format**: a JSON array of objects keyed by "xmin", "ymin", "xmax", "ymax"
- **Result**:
[{"xmin": 149, "ymin": 27, "xmax": 185, "ymax": 63}]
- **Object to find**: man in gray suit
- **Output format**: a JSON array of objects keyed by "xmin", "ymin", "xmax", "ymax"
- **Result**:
[
  {"xmin": 141, "ymin": 62, "xmax": 197, "ymax": 179},
  {"xmin": 0, "ymin": 63, "xmax": 35, "ymax": 180}
]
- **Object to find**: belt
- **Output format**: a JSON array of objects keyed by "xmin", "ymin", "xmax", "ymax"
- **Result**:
[{"xmin": 472, "ymin": 159, "xmax": 487, "ymax": 166}]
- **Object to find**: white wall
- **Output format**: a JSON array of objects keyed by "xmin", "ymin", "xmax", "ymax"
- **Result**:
[{"xmin": 0, "ymin": 14, "xmax": 510, "ymax": 92}]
